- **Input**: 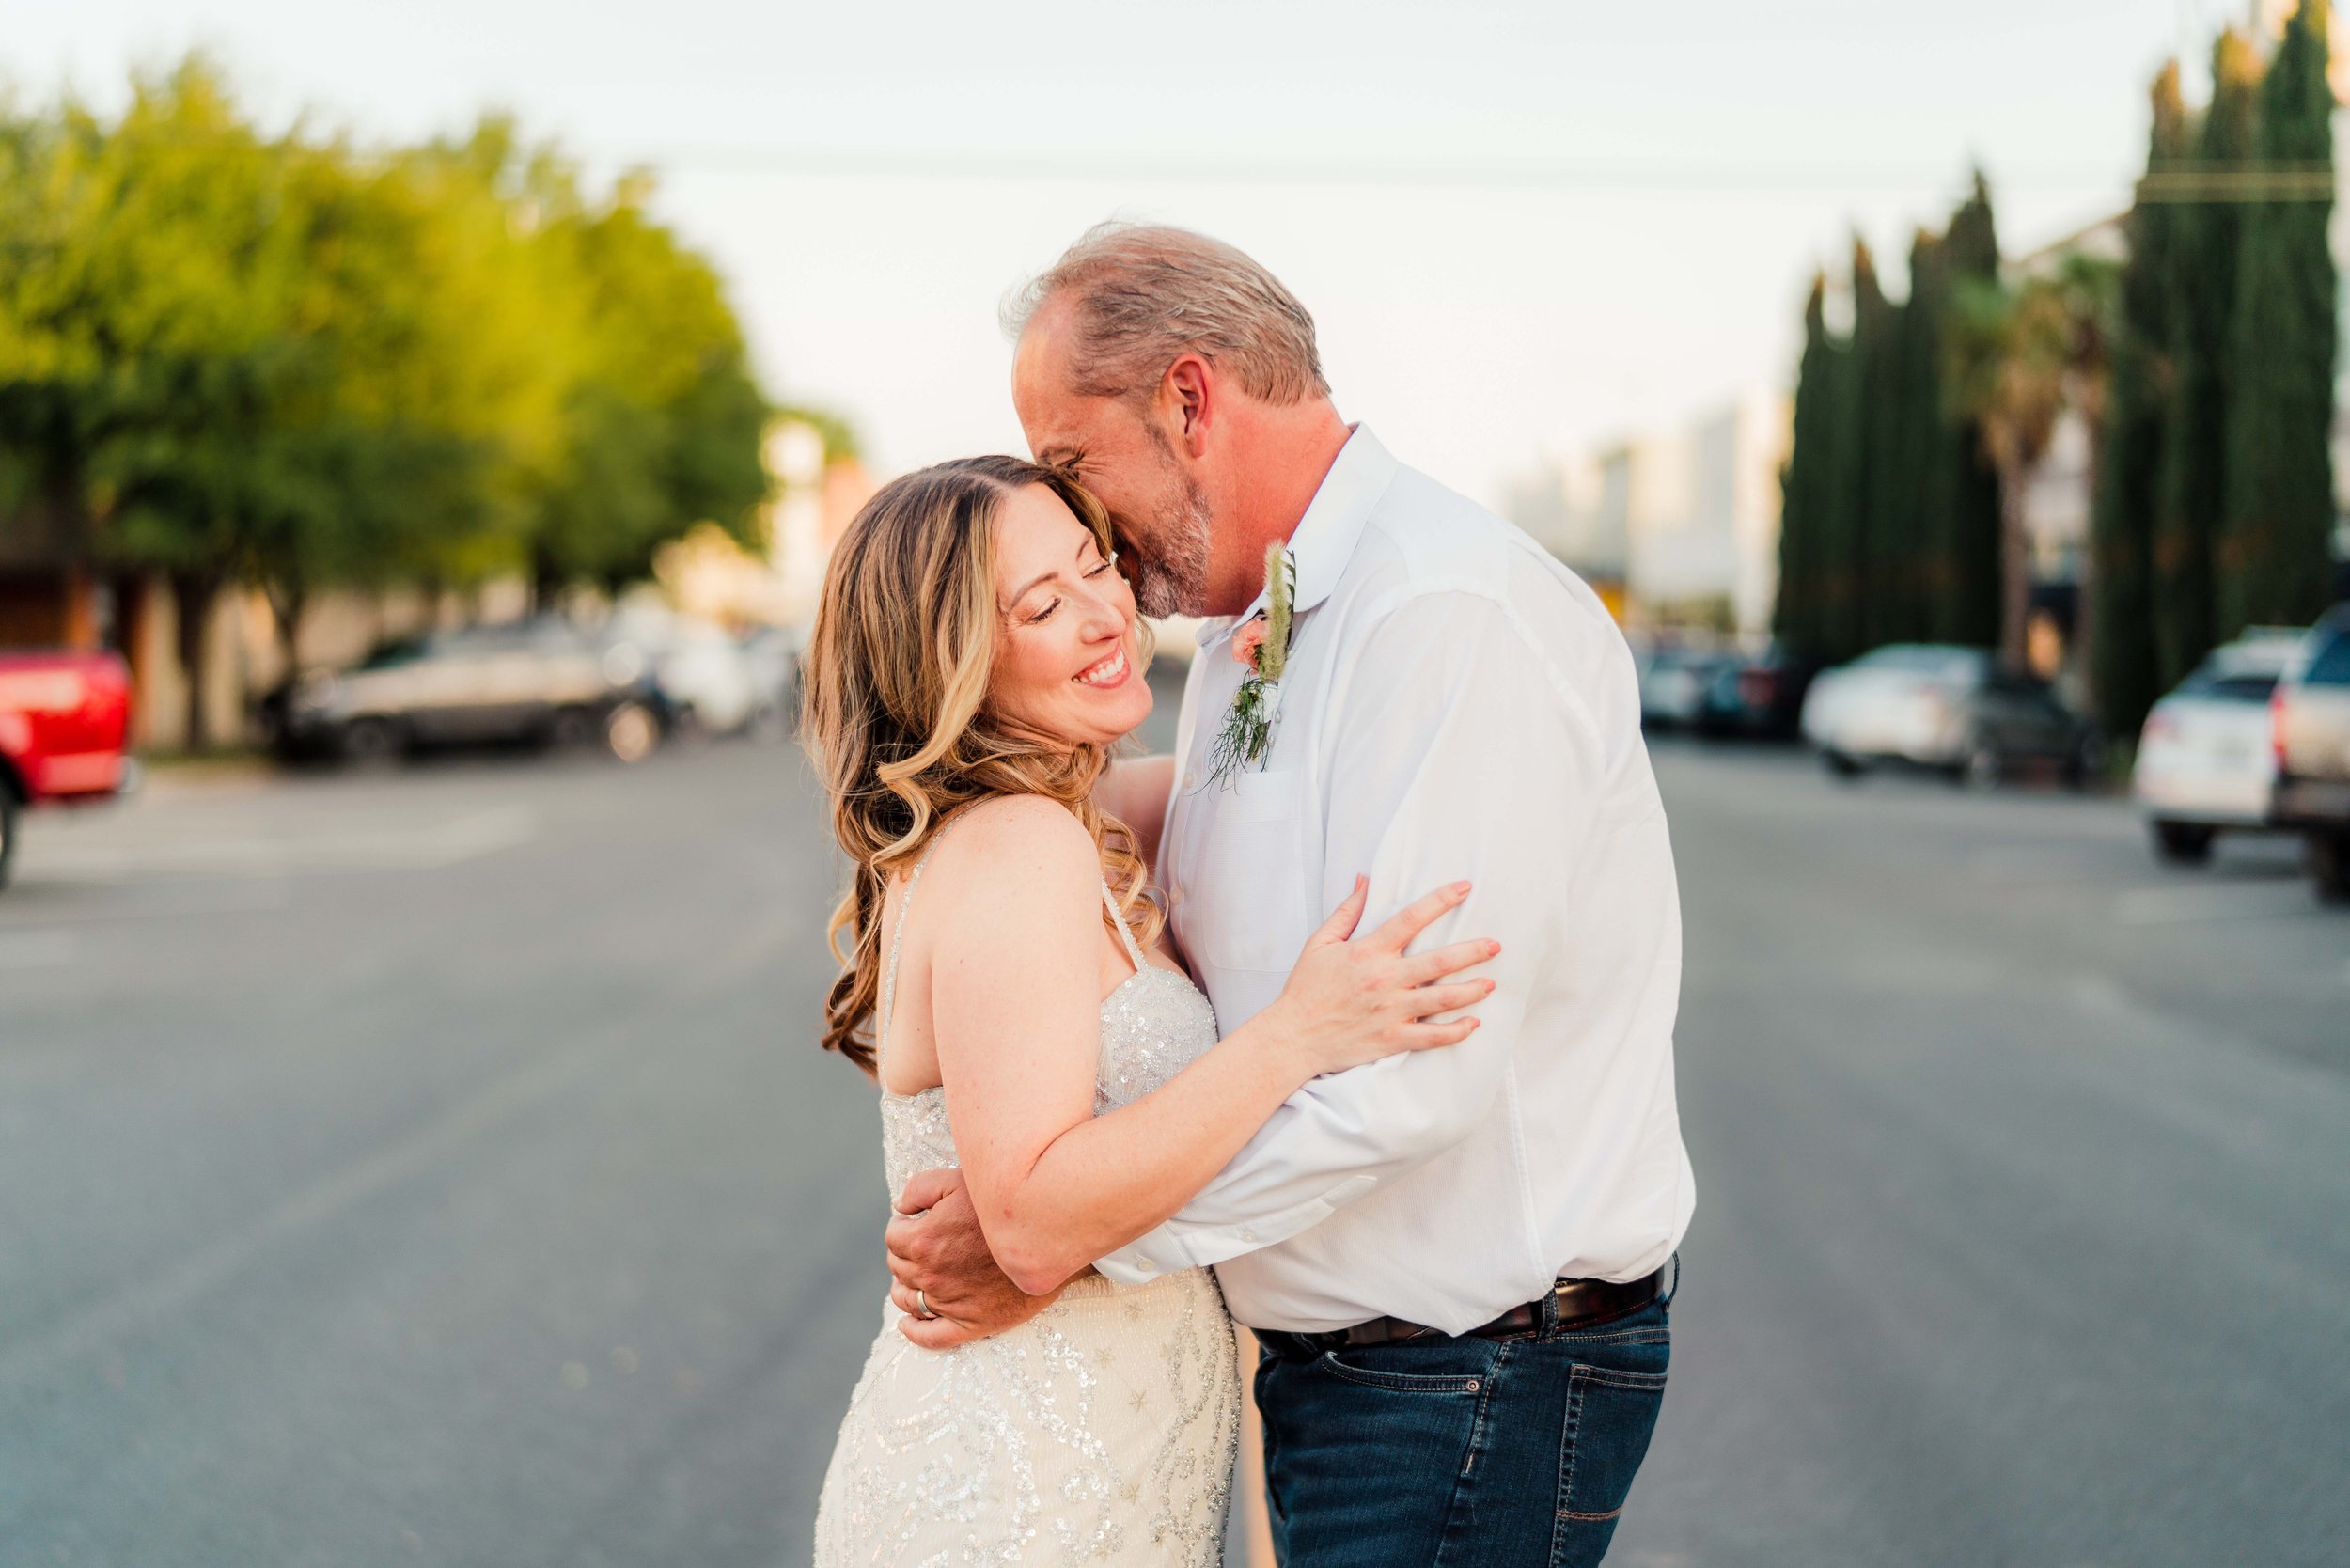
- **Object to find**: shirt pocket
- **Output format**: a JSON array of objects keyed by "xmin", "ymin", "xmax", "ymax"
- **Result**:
[{"xmin": 1179, "ymin": 767, "xmax": 1315, "ymax": 973}]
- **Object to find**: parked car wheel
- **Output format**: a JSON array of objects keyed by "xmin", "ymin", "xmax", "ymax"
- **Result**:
[
  {"xmin": 604, "ymin": 701, "xmax": 659, "ymax": 764},
  {"xmin": 1822, "ymin": 748, "xmax": 1866, "ymax": 780},
  {"xmin": 2063, "ymin": 734, "xmax": 2106, "ymax": 792},
  {"xmin": 546, "ymin": 706, "xmax": 600, "ymax": 751},
  {"xmin": 340, "ymin": 716, "xmax": 402, "ymax": 767},
  {"xmin": 1959, "ymin": 737, "xmax": 2001, "ymax": 792},
  {"xmin": 2309, "ymin": 830, "xmax": 2350, "ymax": 903},
  {"xmin": 0, "ymin": 787, "xmax": 17, "ymax": 891},
  {"xmin": 2152, "ymin": 820, "xmax": 2217, "ymax": 865}
]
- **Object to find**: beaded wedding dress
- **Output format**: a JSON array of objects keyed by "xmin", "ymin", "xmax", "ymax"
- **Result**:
[{"xmin": 812, "ymin": 839, "xmax": 1240, "ymax": 1567}]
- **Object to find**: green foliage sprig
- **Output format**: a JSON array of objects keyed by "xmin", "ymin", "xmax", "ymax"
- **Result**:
[{"xmin": 1206, "ymin": 543, "xmax": 1296, "ymax": 787}]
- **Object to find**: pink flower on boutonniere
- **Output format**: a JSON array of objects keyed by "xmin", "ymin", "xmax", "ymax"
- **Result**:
[{"xmin": 1230, "ymin": 617, "xmax": 1268, "ymax": 670}]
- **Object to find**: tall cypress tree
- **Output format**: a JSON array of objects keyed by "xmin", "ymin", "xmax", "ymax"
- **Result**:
[
  {"xmin": 1775, "ymin": 273, "xmax": 1840, "ymax": 658},
  {"xmin": 1880, "ymin": 228, "xmax": 1949, "ymax": 646},
  {"xmin": 2220, "ymin": 0, "xmax": 2338, "ymax": 636},
  {"xmin": 1823, "ymin": 238, "xmax": 1889, "ymax": 661},
  {"xmin": 1928, "ymin": 174, "xmax": 2005, "ymax": 647},
  {"xmin": 2156, "ymin": 28, "xmax": 2260, "ymax": 682},
  {"xmin": 2092, "ymin": 62, "xmax": 2189, "ymax": 738}
]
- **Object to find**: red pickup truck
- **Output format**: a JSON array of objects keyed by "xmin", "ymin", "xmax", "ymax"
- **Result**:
[{"xmin": 0, "ymin": 651, "xmax": 133, "ymax": 890}]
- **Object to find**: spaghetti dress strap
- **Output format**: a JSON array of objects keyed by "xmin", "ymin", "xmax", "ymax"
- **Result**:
[
  {"xmin": 877, "ymin": 821, "xmax": 959, "ymax": 1073},
  {"xmin": 1098, "ymin": 881, "xmax": 1150, "ymax": 975}
]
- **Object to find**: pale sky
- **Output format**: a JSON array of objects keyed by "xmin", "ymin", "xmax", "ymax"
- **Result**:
[{"xmin": 4, "ymin": 0, "xmax": 2239, "ymax": 510}]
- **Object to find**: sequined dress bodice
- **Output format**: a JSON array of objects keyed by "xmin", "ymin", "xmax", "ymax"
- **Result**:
[{"xmin": 880, "ymin": 965, "xmax": 1218, "ymax": 1202}]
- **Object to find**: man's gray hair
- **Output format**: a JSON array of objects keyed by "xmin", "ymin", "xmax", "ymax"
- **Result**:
[{"xmin": 1002, "ymin": 222, "xmax": 1329, "ymax": 405}]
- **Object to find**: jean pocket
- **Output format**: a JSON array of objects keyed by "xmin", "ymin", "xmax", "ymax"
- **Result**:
[
  {"xmin": 1314, "ymin": 1349, "xmax": 1489, "ymax": 1395},
  {"xmin": 1559, "ymin": 1365, "xmax": 1668, "ymax": 1524}
]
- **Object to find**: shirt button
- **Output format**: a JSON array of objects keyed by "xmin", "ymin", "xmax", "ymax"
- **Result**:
[
  {"xmin": 1182, "ymin": 770, "xmax": 1197, "ymax": 790},
  {"xmin": 1240, "ymin": 1228, "xmax": 1259, "ymax": 1242},
  {"xmin": 1136, "ymin": 1259, "xmax": 1156, "ymax": 1274}
]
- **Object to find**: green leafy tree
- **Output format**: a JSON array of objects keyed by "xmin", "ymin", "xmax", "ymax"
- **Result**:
[
  {"xmin": 0, "ymin": 62, "xmax": 318, "ymax": 746},
  {"xmin": 2219, "ymin": 0, "xmax": 2338, "ymax": 637},
  {"xmin": 0, "ymin": 60, "xmax": 790, "ymax": 748},
  {"xmin": 521, "ymin": 169, "xmax": 772, "ymax": 597},
  {"xmin": 2156, "ymin": 28, "xmax": 2262, "ymax": 683}
]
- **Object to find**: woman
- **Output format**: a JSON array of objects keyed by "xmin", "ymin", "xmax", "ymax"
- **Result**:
[{"xmin": 803, "ymin": 457, "xmax": 1496, "ymax": 1564}]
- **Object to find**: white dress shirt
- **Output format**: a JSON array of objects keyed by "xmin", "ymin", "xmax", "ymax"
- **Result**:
[{"xmin": 1093, "ymin": 427, "xmax": 1695, "ymax": 1336}]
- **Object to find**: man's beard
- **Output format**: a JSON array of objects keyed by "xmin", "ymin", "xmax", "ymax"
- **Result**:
[{"xmin": 1120, "ymin": 439, "xmax": 1214, "ymax": 619}]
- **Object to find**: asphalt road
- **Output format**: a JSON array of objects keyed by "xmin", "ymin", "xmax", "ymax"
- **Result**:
[{"xmin": 1, "ymin": 722, "xmax": 2343, "ymax": 1568}]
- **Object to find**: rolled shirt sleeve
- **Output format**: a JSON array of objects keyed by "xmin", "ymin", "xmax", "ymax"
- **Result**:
[{"xmin": 1095, "ymin": 590, "xmax": 1600, "ymax": 1282}]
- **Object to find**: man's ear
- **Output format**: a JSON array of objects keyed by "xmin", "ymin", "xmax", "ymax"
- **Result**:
[{"xmin": 1164, "ymin": 354, "xmax": 1213, "ymax": 457}]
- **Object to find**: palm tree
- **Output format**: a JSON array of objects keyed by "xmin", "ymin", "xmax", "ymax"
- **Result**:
[{"xmin": 1946, "ymin": 253, "xmax": 2118, "ymax": 672}]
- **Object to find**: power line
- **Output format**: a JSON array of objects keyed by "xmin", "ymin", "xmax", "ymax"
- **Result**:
[{"xmin": 599, "ymin": 144, "xmax": 2148, "ymax": 194}]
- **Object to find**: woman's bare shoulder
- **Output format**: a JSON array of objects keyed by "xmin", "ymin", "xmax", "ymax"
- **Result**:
[{"xmin": 931, "ymin": 796, "xmax": 1099, "ymax": 910}]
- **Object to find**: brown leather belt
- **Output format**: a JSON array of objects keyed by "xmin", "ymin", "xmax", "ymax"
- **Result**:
[{"xmin": 1276, "ymin": 1268, "xmax": 1666, "ymax": 1356}]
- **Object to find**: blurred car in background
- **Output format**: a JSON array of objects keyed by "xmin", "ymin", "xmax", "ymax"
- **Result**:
[
  {"xmin": 1694, "ymin": 644, "xmax": 1816, "ymax": 741},
  {"xmin": 2131, "ymin": 630, "xmax": 2302, "ymax": 864},
  {"xmin": 272, "ymin": 620, "xmax": 664, "ymax": 765},
  {"xmin": 0, "ymin": 651, "xmax": 133, "ymax": 890},
  {"xmin": 2272, "ymin": 604, "xmax": 2350, "ymax": 900},
  {"xmin": 1637, "ymin": 647, "xmax": 1736, "ymax": 730},
  {"xmin": 740, "ymin": 623, "xmax": 808, "ymax": 740},
  {"xmin": 644, "ymin": 619, "xmax": 769, "ymax": 739},
  {"xmin": 1801, "ymin": 643, "xmax": 2099, "ymax": 787}
]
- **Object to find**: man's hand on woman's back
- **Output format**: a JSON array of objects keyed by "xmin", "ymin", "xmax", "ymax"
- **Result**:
[{"xmin": 885, "ymin": 1168, "xmax": 1062, "ymax": 1350}]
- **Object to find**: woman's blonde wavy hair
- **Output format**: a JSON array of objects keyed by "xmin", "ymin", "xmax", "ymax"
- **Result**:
[{"xmin": 801, "ymin": 456, "xmax": 1165, "ymax": 1075}]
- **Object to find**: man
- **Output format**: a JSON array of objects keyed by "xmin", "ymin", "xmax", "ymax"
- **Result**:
[{"xmin": 886, "ymin": 223, "xmax": 1693, "ymax": 1567}]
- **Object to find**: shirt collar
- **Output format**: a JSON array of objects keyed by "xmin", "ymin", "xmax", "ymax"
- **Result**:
[{"xmin": 1195, "ymin": 424, "xmax": 1398, "ymax": 650}]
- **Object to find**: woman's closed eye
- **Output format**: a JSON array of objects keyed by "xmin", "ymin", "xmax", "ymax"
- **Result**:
[{"xmin": 1023, "ymin": 558, "xmax": 1115, "ymax": 624}]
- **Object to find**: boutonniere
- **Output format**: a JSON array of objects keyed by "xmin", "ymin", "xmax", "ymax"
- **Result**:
[{"xmin": 1207, "ymin": 542, "xmax": 1296, "ymax": 787}]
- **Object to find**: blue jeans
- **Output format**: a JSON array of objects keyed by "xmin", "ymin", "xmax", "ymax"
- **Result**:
[{"xmin": 1254, "ymin": 1293, "xmax": 1670, "ymax": 1568}]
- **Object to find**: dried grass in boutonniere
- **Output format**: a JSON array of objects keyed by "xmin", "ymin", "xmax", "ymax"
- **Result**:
[{"xmin": 1207, "ymin": 542, "xmax": 1296, "ymax": 787}]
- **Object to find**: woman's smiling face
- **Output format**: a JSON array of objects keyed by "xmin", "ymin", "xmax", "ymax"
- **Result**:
[{"xmin": 987, "ymin": 482, "xmax": 1152, "ymax": 748}]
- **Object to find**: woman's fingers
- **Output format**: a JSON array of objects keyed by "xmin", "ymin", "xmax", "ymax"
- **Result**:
[
  {"xmin": 1403, "ymin": 938, "xmax": 1501, "ymax": 985},
  {"xmin": 1405, "ymin": 1015, "xmax": 1481, "ymax": 1050},
  {"xmin": 1407, "ymin": 980, "xmax": 1496, "ymax": 1019},
  {"xmin": 1306, "ymin": 875, "xmax": 1371, "ymax": 948},
  {"xmin": 1367, "ymin": 881, "xmax": 1472, "ymax": 952}
]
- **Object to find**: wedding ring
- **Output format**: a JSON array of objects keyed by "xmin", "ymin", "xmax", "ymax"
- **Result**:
[{"xmin": 914, "ymin": 1288, "xmax": 939, "ymax": 1321}]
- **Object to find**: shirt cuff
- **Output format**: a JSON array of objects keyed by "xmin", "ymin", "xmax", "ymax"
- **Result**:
[{"xmin": 1092, "ymin": 1175, "xmax": 1378, "ymax": 1282}]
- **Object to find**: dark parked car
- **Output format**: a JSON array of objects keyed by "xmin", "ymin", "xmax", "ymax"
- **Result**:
[
  {"xmin": 271, "ymin": 620, "xmax": 665, "ymax": 765},
  {"xmin": 1694, "ymin": 645, "xmax": 1816, "ymax": 741},
  {"xmin": 2272, "ymin": 604, "xmax": 2350, "ymax": 899},
  {"xmin": 1800, "ymin": 643, "xmax": 2100, "ymax": 787}
]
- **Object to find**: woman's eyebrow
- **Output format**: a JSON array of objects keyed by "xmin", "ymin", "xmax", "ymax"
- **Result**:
[
  {"xmin": 1005, "ymin": 538, "xmax": 1099, "ymax": 609},
  {"xmin": 1006, "ymin": 568, "xmax": 1060, "ymax": 605}
]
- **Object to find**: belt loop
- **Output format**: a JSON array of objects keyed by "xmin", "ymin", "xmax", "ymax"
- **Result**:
[
  {"xmin": 1539, "ymin": 1277, "xmax": 1561, "ymax": 1332},
  {"xmin": 1659, "ymin": 1251, "xmax": 1682, "ymax": 1309}
]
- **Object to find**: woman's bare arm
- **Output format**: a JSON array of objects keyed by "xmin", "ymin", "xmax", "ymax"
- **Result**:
[{"xmin": 925, "ymin": 795, "xmax": 1492, "ymax": 1295}]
